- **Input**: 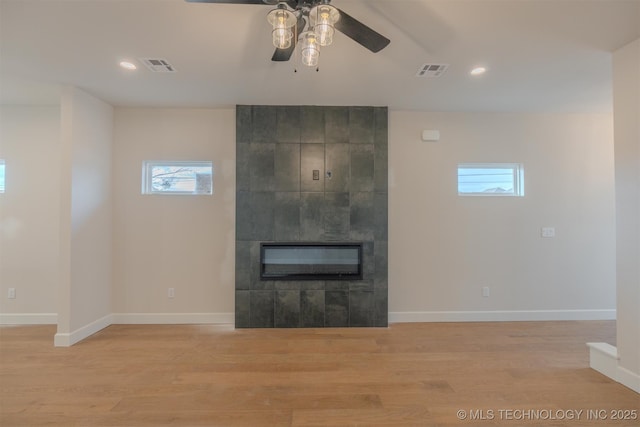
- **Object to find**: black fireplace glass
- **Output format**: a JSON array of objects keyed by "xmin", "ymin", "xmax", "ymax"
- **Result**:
[{"xmin": 261, "ymin": 242, "xmax": 363, "ymax": 281}]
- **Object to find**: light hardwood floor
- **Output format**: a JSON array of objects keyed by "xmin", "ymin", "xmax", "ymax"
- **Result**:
[{"xmin": 1, "ymin": 321, "xmax": 638, "ymax": 426}]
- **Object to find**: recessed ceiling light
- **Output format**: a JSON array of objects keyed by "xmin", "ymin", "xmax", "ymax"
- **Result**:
[
  {"xmin": 119, "ymin": 61, "xmax": 137, "ymax": 70},
  {"xmin": 470, "ymin": 66, "xmax": 487, "ymax": 76}
]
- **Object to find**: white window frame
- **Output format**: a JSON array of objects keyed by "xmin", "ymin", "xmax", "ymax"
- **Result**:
[
  {"xmin": 141, "ymin": 160, "xmax": 213, "ymax": 195},
  {"xmin": 457, "ymin": 163, "xmax": 524, "ymax": 197}
]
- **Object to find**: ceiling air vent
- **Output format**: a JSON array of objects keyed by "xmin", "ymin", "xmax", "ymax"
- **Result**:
[
  {"xmin": 416, "ymin": 63, "xmax": 449, "ymax": 78},
  {"xmin": 139, "ymin": 58, "xmax": 176, "ymax": 73}
]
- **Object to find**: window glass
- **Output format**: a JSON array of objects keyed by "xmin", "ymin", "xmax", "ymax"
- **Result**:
[
  {"xmin": 142, "ymin": 161, "xmax": 213, "ymax": 195},
  {"xmin": 458, "ymin": 163, "xmax": 524, "ymax": 196},
  {"xmin": 0, "ymin": 160, "xmax": 5, "ymax": 193}
]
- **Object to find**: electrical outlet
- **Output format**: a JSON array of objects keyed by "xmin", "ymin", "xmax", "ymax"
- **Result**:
[
  {"xmin": 541, "ymin": 227, "xmax": 556, "ymax": 238},
  {"xmin": 168, "ymin": 288, "xmax": 175, "ymax": 299},
  {"xmin": 8, "ymin": 288, "xmax": 16, "ymax": 299},
  {"xmin": 482, "ymin": 286, "xmax": 490, "ymax": 297}
]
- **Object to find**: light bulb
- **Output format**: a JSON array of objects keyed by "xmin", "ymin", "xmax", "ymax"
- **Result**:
[
  {"xmin": 309, "ymin": 4, "xmax": 339, "ymax": 46},
  {"xmin": 301, "ymin": 31, "xmax": 320, "ymax": 67},
  {"xmin": 272, "ymin": 25, "xmax": 293, "ymax": 49},
  {"xmin": 267, "ymin": 5, "xmax": 296, "ymax": 49}
]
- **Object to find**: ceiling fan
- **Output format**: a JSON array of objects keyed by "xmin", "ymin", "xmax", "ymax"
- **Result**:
[{"xmin": 186, "ymin": 0, "xmax": 390, "ymax": 66}]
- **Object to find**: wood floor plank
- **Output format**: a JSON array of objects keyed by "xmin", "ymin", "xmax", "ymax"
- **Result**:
[{"xmin": 1, "ymin": 321, "xmax": 638, "ymax": 426}]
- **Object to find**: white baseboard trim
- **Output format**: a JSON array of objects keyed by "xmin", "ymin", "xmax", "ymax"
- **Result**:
[
  {"xmin": 587, "ymin": 342, "xmax": 619, "ymax": 379},
  {"xmin": 588, "ymin": 342, "xmax": 640, "ymax": 393},
  {"xmin": 111, "ymin": 312, "xmax": 234, "ymax": 325},
  {"xmin": 54, "ymin": 313, "xmax": 113, "ymax": 347},
  {"xmin": 617, "ymin": 366, "xmax": 640, "ymax": 393},
  {"xmin": 0, "ymin": 313, "xmax": 58, "ymax": 325},
  {"xmin": 389, "ymin": 309, "xmax": 616, "ymax": 323}
]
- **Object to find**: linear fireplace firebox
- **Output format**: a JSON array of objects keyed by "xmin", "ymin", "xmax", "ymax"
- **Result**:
[{"xmin": 260, "ymin": 242, "xmax": 363, "ymax": 281}]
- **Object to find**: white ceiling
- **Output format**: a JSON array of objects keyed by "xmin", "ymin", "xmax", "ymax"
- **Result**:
[{"xmin": 1, "ymin": 0, "xmax": 639, "ymax": 112}]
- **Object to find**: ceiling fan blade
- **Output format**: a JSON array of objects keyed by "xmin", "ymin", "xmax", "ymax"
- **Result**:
[
  {"xmin": 185, "ymin": 0, "xmax": 276, "ymax": 4},
  {"xmin": 334, "ymin": 8, "xmax": 390, "ymax": 53},
  {"xmin": 272, "ymin": 46, "xmax": 294, "ymax": 62},
  {"xmin": 272, "ymin": 16, "xmax": 306, "ymax": 62}
]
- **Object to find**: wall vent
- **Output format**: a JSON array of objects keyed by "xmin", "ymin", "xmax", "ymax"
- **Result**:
[
  {"xmin": 139, "ymin": 58, "xmax": 176, "ymax": 73},
  {"xmin": 416, "ymin": 63, "xmax": 449, "ymax": 77}
]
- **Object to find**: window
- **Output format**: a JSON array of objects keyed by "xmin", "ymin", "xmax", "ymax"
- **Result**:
[
  {"xmin": 458, "ymin": 163, "xmax": 524, "ymax": 196},
  {"xmin": 0, "ymin": 160, "xmax": 5, "ymax": 193},
  {"xmin": 142, "ymin": 161, "xmax": 213, "ymax": 195}
]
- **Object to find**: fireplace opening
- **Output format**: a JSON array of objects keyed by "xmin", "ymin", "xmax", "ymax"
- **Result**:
[{"xmin": 260, "ymin": 242, "xmax": 363, "ymax": 281}]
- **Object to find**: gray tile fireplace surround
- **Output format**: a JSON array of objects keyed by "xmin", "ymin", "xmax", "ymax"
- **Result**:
[{"xmin": 235, "ymin": 105, "xmax": 388, "ymax": 328}]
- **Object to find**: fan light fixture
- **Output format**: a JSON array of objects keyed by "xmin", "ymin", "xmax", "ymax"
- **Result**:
[
  {"xmin": 266, "ymin": 1, "xmax": 339, "ymax": 68},
  {"xmin": 267, "ymin": 3, "xmax": 296, "ymax": 49},
  {"xmin": 300, "ymin": 30, "xmax": 320, "ymax": 67},
  {"xmin": 309, "ymin": 3, "xmax": 339, "ymax": 46},
  {"xmin": 187, "ymin": 0, "xmax": 390, "ymax": 69}
]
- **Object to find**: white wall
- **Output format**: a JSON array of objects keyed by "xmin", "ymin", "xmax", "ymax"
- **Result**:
[
  {"xmin": 1, "ymin": 105, "xmax": 620, "ymax": 331},
  {"xmin": 388, "ymin": 112, "xmax": 616, "ymax": 321},
  {"xmin": 112, "ymin": 108, "xmax": 615, "ymax": 323},
  {"xmin": 112, "ymin": 108, "xmax": 235, "ymax": 322},
  {"xmin": 0, "ymin": 106, "xmax": 60, "ymax": 323},
  {"xmin": 55, "ymin": 87, "xmax": 113, "ymax": 346},
  {"xmin": 612, "ymin": 38, "xmax": 639, "ymax": 389}
]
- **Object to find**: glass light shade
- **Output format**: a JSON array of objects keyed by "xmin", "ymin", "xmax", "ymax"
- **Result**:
[
  {"xmin": 309, "ymin": 4, "xmax": 339, "ymax": 46},
  {"xmin": 267, "ymin": 6, "xmax": 296, "ymax": 49},
  {"xmin": 272, "ymin": 26, "xmax": 293, "ymax": 49},
  {"xmin": 300, "ymin": 30, "xmax": 320, "ymax": 67}
]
